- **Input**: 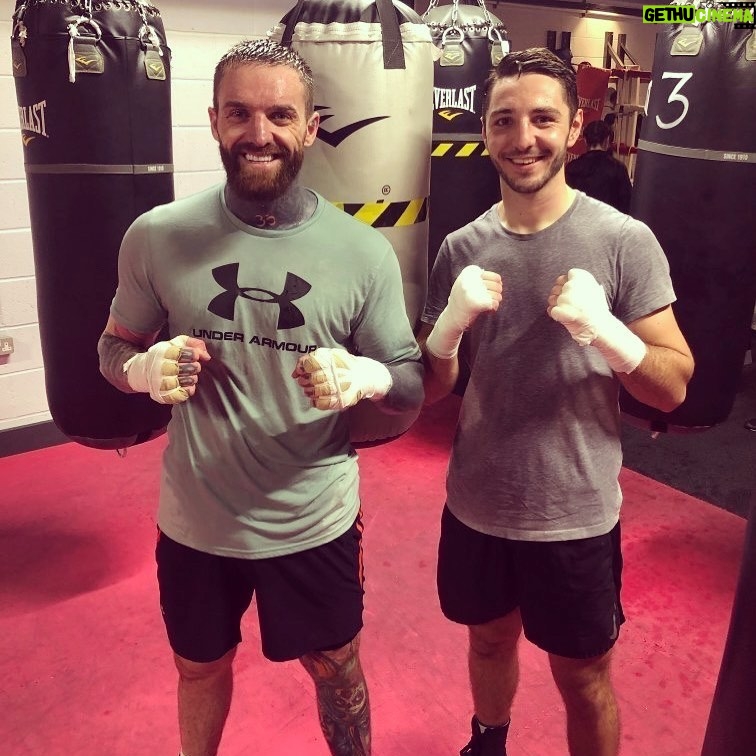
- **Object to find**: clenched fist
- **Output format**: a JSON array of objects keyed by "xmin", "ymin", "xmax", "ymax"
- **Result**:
[
  {"xmin": 292, "ymin": 347, "xmax": 392, "ymax": 411},
  {"xmin": 426, "ymin": 265, "xmax": 503, "ymax": 359},
  {"xmin": 547, "ymin": 269, "xmax": 646, "ymax": 374},
  {"xmin": 123, "ymin": 335, "xmax": 210, "ymax": 404}
]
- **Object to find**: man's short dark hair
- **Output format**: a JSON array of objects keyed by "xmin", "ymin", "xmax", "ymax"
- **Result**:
[
  {"xmin": 213, "ymin": 38, "xmax": 314, "ymax": 114},
  {"xmin": 482, "ymin": 47, "xmax": 578, "ymax": 120},
  {"xmin": 583, "ymin": 119, "xmax": 612, "ymax": 148}
]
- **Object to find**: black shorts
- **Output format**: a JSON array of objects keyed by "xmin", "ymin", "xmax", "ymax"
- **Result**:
[
  {"xmin": 437, "ymin": 505, "xmax": 625, "ymax": 659},
  {"xmin": 155, "ymin": 517, "xmax": 365, "ymax": 663}
]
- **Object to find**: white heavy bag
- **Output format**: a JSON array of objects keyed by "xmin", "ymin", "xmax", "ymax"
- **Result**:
[{"xmin": 271, "ymin": 0, "xmax": 435, "ymax": 444}]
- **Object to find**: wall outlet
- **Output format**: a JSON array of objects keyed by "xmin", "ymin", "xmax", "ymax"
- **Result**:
[{"xmin": 0, "ymin": 336, "xmax": 14, "ymax": 355}]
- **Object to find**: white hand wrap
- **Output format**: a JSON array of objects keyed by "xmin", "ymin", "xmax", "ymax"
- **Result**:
[
  {"xmin": 123, "ymin": 335, "xmax": 193, "ymax": 405},
  {"xmin": 426, "ymin": 265, "xmax": 497, "ymax": 359},
  {"xmin": 298, "ymin": 348, "xmax": 392, "ymax": 411},
  {"xmin": 549, "ymin": 268, "xmax": 647, "ymax": 374}
]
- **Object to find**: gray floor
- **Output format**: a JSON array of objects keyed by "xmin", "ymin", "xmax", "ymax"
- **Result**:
[{"xmin": 621, "ymin": 334, "xmax": 756, "ymax": 519}]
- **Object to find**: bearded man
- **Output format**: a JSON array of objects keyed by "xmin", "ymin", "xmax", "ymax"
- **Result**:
[{"xmin": 98, "ymin": 39, "xmax": 423, "ymax": 756}]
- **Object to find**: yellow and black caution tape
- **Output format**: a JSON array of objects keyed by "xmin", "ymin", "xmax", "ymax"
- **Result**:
[
  {"xmin": 332, "ymin": 197, "xmax": 428, "ymax": 228},
  {"xmin": 432, "ymin": 140, "xmax": 489, "ymax": 158}
]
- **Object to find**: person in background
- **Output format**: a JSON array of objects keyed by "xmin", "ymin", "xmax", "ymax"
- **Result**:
[
  {"xmin": 97, "ymin": 39, "xmax": 423, "ymax": 756},
  {"xmin": 417, "ymin": 48, "xmax": 693, "ymax": 756},
  {"xmin": 566, "ymin": 118, "xmax": 633, "ymax": 214}
]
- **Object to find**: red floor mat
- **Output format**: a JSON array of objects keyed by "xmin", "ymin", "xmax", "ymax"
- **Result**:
[{"xmin": 0, "ymin": 396, "xmax": 745, "ymax": 755}]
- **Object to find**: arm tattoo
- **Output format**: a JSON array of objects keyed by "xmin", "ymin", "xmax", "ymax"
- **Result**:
[
  {"xmin": 97, "ymin": 332, "xmax": 141, "ymax": 394},
  {"xmin": 300, "ymin": 637, "xmax": 371, "ymax": 756}
]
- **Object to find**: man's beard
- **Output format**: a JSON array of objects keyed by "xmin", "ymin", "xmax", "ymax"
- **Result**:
[
  {"xmin": 494, "ymin": 142, "xmax": 568, "ymax": 195},
  {"xmin": 219, "ymin": 143, "xmax": 304, "ymax": 202}
]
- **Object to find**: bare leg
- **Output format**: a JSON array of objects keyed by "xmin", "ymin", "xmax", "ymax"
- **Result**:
[
  {"xmin": 468, "ymin": 609, "xmax": 523, "ymax": 726},
  {"xmin": 549, "ymin": 650, "xmax": 620, "ymax": 756},
  {"xmin": 300, "ymin": 633, "xmax": 371, "ymax": 755},
  {"xmin": 174, "ymin": 647, "xmax": 236, "ymax": 756}
]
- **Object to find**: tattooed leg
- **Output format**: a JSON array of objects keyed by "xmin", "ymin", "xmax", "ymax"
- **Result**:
[{"xmin": 299, "ymin": 633, "xmax": 371, "ymax": 756}]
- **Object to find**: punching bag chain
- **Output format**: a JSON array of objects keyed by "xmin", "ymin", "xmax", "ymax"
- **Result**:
[
  {"xmin": 421, "ymin": 0, "xmax": 464, "ymax": 32},
  {"xmin": 421, "ymin": 0, "xmax": 440, "ymax": 18},
  {"xmin": 423, "ymin": 1, "xmax": 509, "ymax": 65},
  {"xmin": 450, "ymin": 0, "xmax": 460, "ymax": 30},
  {"xmin": 474, "ymin": 0, "xmax": 495, "ymax": 28},
  {"xmin": 136, "ymin": 0, "xmax": 163, "ymax": 56},
  {"xmin": 67, "ymin": 15, "xmax": 102, "ymax": 83},
  {"xmin": 424, "ymin": 1, "xmax": 506, "ymax": 40},
  {"xmin": 474, "ymin": 0, "xmax": 507, "ymax": 51},
  {"xmin": 12, "ymin": 3, "xmax": 29, "ymax": 46},
  {"xmin": 437, "ymin": 1, "xmax": 466, "ymax": 51}
]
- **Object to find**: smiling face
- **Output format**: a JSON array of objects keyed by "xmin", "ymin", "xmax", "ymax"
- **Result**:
[
  {"xmin": 482, "ymin": 72, "xmax": 582, "ymax": 196},
  {"xmin": 208, "ymin": 63, "xmax": 319, "ymax": 202}
]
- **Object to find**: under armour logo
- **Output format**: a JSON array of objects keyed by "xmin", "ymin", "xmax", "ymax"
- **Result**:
[
  {"xmin": 208, "ymin": 263, "xmax": 311, "ymax": 329},
  {"xmin": 315, "ymin": 106, "xmax": 389, "ymax": 147}
]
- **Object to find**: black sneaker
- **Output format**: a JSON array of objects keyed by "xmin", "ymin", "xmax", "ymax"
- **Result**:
[{"xmin": 460, "ymin": 715, "xmax": 509, "ymax": 755}]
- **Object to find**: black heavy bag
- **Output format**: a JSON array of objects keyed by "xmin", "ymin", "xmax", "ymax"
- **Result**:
[
  {"xmin": 271, "ymin": 0, "xmax": 434, "ymax": 444},
  {"xmin": 702, "ymin": 494, "xmax": 756, "ymax": 756},
  {"xmin": 11, "ymin": 0, "xmax": 173, "ymax": 449},
  {"xmin": 620, "ymin": 12, "xmax": 756, "ymax": 431},
  {"xmin": 422, "ymin": 0, "xmax": 508, "ymax": 273}
]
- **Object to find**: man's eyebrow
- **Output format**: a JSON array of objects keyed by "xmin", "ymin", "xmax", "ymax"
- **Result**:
[
  {"xmin": 220, "ymin": 101, "xmax": 298, "ymax": 114},
  {"xmin": 489, "ymin": 106, "xmax": 562, "ymax": 117},
  {"xmin": 270, "ymin": 105, "xmax": 299, "ymax": 115}
]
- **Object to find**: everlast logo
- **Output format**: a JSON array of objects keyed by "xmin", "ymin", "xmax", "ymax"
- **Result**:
[
  {"xmin": 208, "ymin": 263, "xmax": 311, "ymax": 329},
  {"xmin": 18, "ymin": 100, "xmax": 49, "ymax": 142},
  {"xmin": 433, "ymin": 85, "xmax": 477, "ymax": 114},
  {"xmin": 437, "ymin": 109, "xmax": 464, "ymax": 122},
  {"xmin": 578, "ymin": 96, "xmax": 603, "ymax": 113},
  {"xmin": 75, "ymin": 53, "xmax": 100, "ymax": 71},
  {"xmin": 73, "ymin": 42, "xmax": 105, "ymax": 75}
]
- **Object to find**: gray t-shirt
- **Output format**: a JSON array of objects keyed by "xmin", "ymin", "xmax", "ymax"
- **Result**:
[
  {"xmin": 112, "ymin": 184, "xmax": 421, "ymax": 558},
  {"xmin": 422, "ymin": 192, "xmax": 675, "ymax": 541}
]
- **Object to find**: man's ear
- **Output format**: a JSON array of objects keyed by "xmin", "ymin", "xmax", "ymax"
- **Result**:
[
  {"xmin": 567, "ymin": 108, "xmax": 583, "ymax": 149},
  {"xmin": 304, "ymin": 111, "xmax": 320, "ymax": 148},
  {"xmin": 209, "ymin": 106, "xmax": 220, "ymax": 143}
]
